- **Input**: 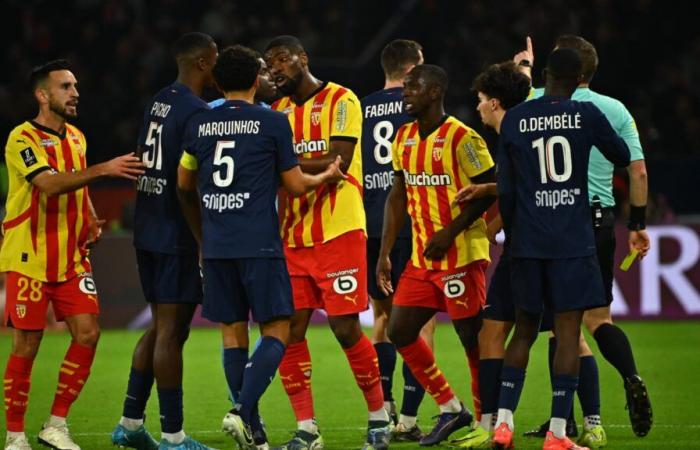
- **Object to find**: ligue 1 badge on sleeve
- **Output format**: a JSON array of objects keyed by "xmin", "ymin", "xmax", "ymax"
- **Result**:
[{"xmin": 16, "ymin": 304, "xmax": 27, "ymax": 319}]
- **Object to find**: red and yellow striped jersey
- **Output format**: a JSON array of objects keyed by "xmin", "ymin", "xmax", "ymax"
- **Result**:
[
  {"xmin": 392, "ymin": 116, "xmax": 494, "ymax": 270},
  {"xmin": 0, "ymin": 121, "xmax": 92, "ymax": 282},
  {"xmin": 272, "ymin": 81, "xmax": 365, "ymax": 247}
]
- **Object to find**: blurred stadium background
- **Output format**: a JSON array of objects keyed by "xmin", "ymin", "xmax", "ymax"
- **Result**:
[
  {"xmin": 0, "ymin": 1, "xmax": 699, "ymax": 448},
  {"xmin": 1, "ymin": 0, "xmax": 697, "ymax": 325}
]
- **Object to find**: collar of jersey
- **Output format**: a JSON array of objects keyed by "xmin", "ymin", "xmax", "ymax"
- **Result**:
[
  {"xmin": 29, "ymin": 120, "xmax": 65, "ymax": 140},
  {"xmin": 293, "ymin": 80, "xmax": 329, "ymax": 106},
  {"xmin": 418, "ymin": 114, "xmax": 449, "ymax": 140}
]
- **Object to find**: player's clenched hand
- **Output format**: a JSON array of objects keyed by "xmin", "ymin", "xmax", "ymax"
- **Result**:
[
  {"xmin": 453, "ymin": 184, "xmax": 489, "ymax": 205},
  {"xmin": 376, "ymin": 255, "xmax": 393, "ymax": 296},
  {"xmin": 628, "ymin": 230, "xmax": 650, "ymax": 259},
  {"xmin": 321, "ymin": 155, "xmax": 348, "ymax": 183},
  {"xmin": 100, "ymin": 153, "xmax": 145, "ymax": 180},
  {"xmin": 424, "ymin": 228, "xmax": 453, "ymax": 260},
  {"xmin": 84, "ymin": 216, "xmax": 106, "ymax": 249},
  {"xmin": 486, "ymin": 220, "xmax": 501, "ymax": 245}
]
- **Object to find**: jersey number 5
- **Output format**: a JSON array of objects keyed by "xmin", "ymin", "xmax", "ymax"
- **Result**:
[
  {"xmin": 213, "ymin": 140, "xmax": 235, "ymax": 187},
  {"xmin": 532, "ymin": 136, "xmax": 572, "ymax": 183},
  {"xmin": 144, "ymin": 122, "xmax": 163, "ymax": 170}
]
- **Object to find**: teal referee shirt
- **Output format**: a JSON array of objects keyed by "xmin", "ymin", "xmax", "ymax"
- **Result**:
[{"xmin": 532, "ymin": 87, "xmax": 644, "ymax": 207}]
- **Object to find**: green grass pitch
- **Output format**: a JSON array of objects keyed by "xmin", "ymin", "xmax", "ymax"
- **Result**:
[{"xmin": 1, "ymin": 321, "xmax": 698, "ymax": 449}]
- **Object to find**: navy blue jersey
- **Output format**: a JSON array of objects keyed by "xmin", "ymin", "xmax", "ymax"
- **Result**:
[
  {"xmin": 360, "ymin": 87, "xmax": 411, "ymax": 239},
  {"xmin": 181, "ymin": 100, "xmax": 299, "ymax": 259},
  {"xmin": 497, "ymin": 96, "xmax": 630, "ymax": 259},
  {"xmin": 133, "ymin": 83, "xmax": 208, "ymax": 254}
]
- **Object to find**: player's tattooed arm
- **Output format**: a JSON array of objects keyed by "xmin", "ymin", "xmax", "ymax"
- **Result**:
[
  {"xmin": 297, "ymin": 138, "xmax": 356, "ymax": 174},
  {"xmin": 424, "ymin": 168, "xmax": 496, "ymax": 260},
  {"xmin": 377, "ymin": 173, "xmax": 408, "ymax": 296},
  {"xmin": 176, "ymin": 164, "xmax": 202, "ymax": 246},
  {"xmin": 31, "ymin": 152, "xmax": 145, "ymax": 196},
  {"xmin": 280, "ymin": 155, "xmax": 346, "ymax": 196},
  {"xmin": 627, "ymin": 159, "xmax": 650, "ymax": 257}
]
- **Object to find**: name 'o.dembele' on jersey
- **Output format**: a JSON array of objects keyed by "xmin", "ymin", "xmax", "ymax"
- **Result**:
[
  {"xmin": 180, "ymin": 100, "xmax": 299, "ymax": 259},
  {"xmin": 133, "ymin": 82, "xmax": 209, "ymax": 255},
  {"xmin": 497, "ymin": 95, "xmax": 631, "ymax": 259},
  {"xmin": 360, "ymin": 86, "xmax": 411, "ymax": 239}
]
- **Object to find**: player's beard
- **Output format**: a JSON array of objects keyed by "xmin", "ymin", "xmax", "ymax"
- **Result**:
[
  {"xmin": 49, "ymin": 98, "xmax": 77, "ymax": 120},
  {"xmin": 276, "ymin": 72, "xmax": 302, "ymax": 96}
]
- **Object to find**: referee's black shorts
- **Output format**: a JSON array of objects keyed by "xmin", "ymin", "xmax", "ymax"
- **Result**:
[{"xmin": 594, "ymin": 208, "xmax": 616, "ymax": 306}]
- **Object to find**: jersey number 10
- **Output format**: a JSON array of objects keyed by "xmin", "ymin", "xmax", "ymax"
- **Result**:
[{"xmin": 532, "ymin": 136, "xmax": 572, "ymax": 184}]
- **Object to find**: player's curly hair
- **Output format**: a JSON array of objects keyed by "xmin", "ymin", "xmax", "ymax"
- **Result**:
[
  {"xmin": 213, "ymin": 45, "xmax": 261, "ymax": 93},
  {"xmin": 472, "ymin": 61, "xmax": 531, "ymax": 109}
]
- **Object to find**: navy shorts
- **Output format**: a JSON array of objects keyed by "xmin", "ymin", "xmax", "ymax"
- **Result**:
[
  {"xmin": 202, "ymin": 258, "xmax": 294, "ymax": 324},
  {"xmin": 510, "ymin": 256, "xmax": 606, "ymax": 315},
  {"xmin": 136, "ymin": 249, "xmax": 202, "ymax": 304},
  {"xmin": 485, "ymin": 249, "xmax": 553, "ymax": 331},
  {"xmin": 366, "ymin": 237, "xmax": 412, "ymax": 301}
]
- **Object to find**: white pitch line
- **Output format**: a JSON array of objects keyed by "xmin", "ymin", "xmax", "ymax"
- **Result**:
[{"xmin": 53, "ymin": 423, "xmax": 699, "ymax": 437}]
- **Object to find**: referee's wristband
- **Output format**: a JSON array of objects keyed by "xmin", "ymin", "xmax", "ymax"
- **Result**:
[{"xmin": 627, "ymin": 205, "xmax": 647, "ymax": 231}]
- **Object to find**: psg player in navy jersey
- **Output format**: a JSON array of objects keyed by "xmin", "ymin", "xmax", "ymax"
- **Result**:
[
  {"xmin": 360, "ymin": 39, "xmax": 430, "ymax": 442},
  {"xmin": 112, "ymin": 32, "xmax": 218, "ymax": 450},
  {"xmin": 491, "ymin": 49, "xmax": 630, "ymax": 450},
  {"xmin": 209, "ymin": 56, "xmax": 278, "ymax": 109},
  {"xmin": 176, "ymin": 45, "xmax": 344, "ymax": 450}
]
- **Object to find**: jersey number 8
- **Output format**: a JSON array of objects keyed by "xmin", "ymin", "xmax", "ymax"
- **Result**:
[{"xmin": 373, "ymin": 120, "xmax": 394, "ymax": 165}]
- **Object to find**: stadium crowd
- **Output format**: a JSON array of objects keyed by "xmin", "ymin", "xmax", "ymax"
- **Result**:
[{"xmin": 1, "ymin": 0, "xmax": 699, "ymax": 164}]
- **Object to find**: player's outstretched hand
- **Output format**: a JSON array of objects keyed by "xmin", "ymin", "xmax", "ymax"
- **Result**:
[
  {"xmin": 84, "ymin": 216, "xmax": 106, "ymax": 249},
  {"xmin": 453, "ymin": 184, "xmax": 489, "ymax": 205},
  {"xmin": 101, "ymin": 153, "xmax": 146, "ymax": 180},
  {"xmin": 321, "ymin": 155, "xmax": 348, "ymax": 183},
  {"xmin": 629, "ymin": 229, "xmax": 650, "ymax": 259},
  {"xmin": 424, "ymin": 228, "xmax": 453, "ymax": 260},
  {"xmin": 376, "ymin": 255, "xmax": 393, "ymax": 296}
]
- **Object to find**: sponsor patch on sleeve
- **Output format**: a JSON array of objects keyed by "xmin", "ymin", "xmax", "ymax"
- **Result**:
[
  {"xmin": 335, "ymin": 100, "xmax": 347, "ymax": 132},
  {"xmin": 20, "ymin": 147, "xmax": 38, "ymax": 168},
  {"xmin": 463, "ymin": 142, "xmax": 482, "ymax": 170}
]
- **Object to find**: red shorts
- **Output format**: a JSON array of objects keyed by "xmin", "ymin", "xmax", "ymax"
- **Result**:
[
  {"xmin": 284, "ymin": 230, "xmax": 368, "ymax": 316},
  {"xmin": 394, "ymin": 260, "xmax": 487, "ymax": 320},
  {"xmin": 4, "ymin": 271, "xmax": 100, "ymax": 330}
]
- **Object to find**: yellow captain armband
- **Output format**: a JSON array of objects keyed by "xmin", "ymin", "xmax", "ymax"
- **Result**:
[{"xmin": 179, "ymin": 151, "xmax": 198, "ymax": 170}]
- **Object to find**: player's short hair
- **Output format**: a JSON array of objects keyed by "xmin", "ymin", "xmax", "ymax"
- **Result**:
[
  {"xmin": 410, "ymin": 64, "xmax": 448, "ymax": 93},
  {"xmin": 172, "ymin": 32, "xmax": 215, "ymax": 60},
  {"xmin": 265, "ymin": 35, "xmax": 305, "ymax": 55},
  {"xmin": 472, "ymin": 61, "xmax": 531, "ymax": 109},
  {"xmin": 213, "ymin": 45, "xmax": 261, "ymax": 92},
  {"xmin": 555, "ymin": 35, "xmax": 598, "ymax": 82},
  {"xmin": 545, "ymin": 48, "xmax": 582, "ymax": 81},
  {"xmin": 381, "ymin": 39, "xmax": 423, "ymax": 80},
  {"xmin": 29, "ymin": 59, "xmax": 71, "ymax": 90}
]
